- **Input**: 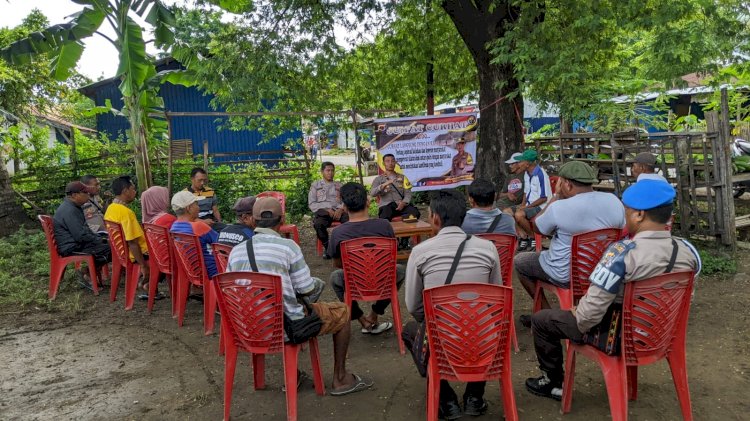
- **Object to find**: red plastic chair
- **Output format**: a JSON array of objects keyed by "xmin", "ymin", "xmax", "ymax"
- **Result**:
[
  {"xmin": 105, "ymin": 220, "xmax": 144, "ymax": 310},
  {"xmin": 143, "ymin": 223, "xmax": 178, "ymax": 315},
  {"xmin": 534, "ymin": 175, "xmax": 559, "ymax": 252},
  {"xmin": 316, "ymin": 221, "xmax": 341, "ymax": 256},
  {"xmin": 340, "ymin": 237, "xmax": 404, "ymax": 354},
  {"xmin": 215, "ymin": 271, "xmax": 325, "ymax": 421},
  {"xmin": 533, "ymin": 228, "xmax": 622, "ymax": 312},
  {"xmin": 424, "ymin": 283, "xmax": 518, "ymax": 421},
  {"xmin": 212, "ymin": 243, "xmax": 234, "ymax": 274},
  {"xmin": 171, "ymin": 232, "xmax": 217, "ymax": 335},
  {"xmin": 256, "ymin": 191, "xmax": 300, "ymax": 244},
  {"xmin": 562, "ymin": 271, "xmax": 696, "ymax": 421},
  {"xmin": 39, "ymin": 215, "xmax": 101, "ymax": 299},
  {"xmin": 476, "ymin": 233, "xmax": 519, "ymax": 352}
]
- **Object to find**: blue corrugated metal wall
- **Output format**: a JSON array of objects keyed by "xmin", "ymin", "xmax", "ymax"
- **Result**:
[{"xmin": 81, "ymin": 66, "xmax": 302, "ymax": 162}]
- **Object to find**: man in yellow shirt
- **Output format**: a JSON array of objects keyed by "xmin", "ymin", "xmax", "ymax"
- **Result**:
[{"xmin": 104, "ymin": 176, "xmax": 149, "ymax": 283}]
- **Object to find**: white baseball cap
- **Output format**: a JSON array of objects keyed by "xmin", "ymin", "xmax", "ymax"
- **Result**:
[
  {"xmin": 505, "ymin": 152, "xmax": 522, "ymax": 164},
  {"xmin": 171, "ymin": 190, "xmax": 199, "ymax": 212}
]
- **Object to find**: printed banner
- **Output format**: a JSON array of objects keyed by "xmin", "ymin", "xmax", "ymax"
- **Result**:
[{"xmin": 374, "ymin": 113, "xmax": 478, "ymax": 191}]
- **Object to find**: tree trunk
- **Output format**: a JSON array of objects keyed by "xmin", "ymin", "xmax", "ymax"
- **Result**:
[
  {"xmin": 124, "ymin": 93, "xmax": 153, "ymax": 191},
  {"xmin": 0, "ymin": 152, "xmax": 32, "ymax": 236},
  {"xmin": 442, "ymin": 0, "xmax": 524, "ymax": 189}
]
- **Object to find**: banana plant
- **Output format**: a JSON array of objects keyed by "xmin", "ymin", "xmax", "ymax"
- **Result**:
[{"xmin": 0, "ymin": 0, "xmax": 177, "ymax": 190}]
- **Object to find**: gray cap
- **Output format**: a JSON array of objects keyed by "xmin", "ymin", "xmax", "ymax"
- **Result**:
[
  {"xmin": 232, "ymin": 196, "xmax": 256, "ymax": 214},
  {"xmin": 633, "ymin": 152, "xmax": 657, "ymax": 166}
]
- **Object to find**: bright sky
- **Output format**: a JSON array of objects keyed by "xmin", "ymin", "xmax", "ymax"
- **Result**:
[{"xmin": 0, "ymin": 0, "xmax": 182, "ymax": 81}]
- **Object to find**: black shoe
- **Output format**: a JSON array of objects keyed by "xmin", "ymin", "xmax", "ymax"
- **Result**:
[
  {"xmin": 463, "ymin": 396, "xmax": 488, "ymax": 416},
  {"xmin": 438, "ymin": 400, "xmax": 463, "ymax": 420},
  {"xmin": 398, "ymin": 238, "xmax": 411, "ymax": 250},
  {"xmin": 517, "ymin": 238, "xmax": 529, "ymax": 251},
  {"xmin": 520, "ymin": 314, "xmax": 532, "ymax": 328},
  {"xmin": 529, "ymin": 239, "xmax": 537, "ymax": 250},
  {"xmin": 525, "ymin": 374, "xmax": 563, "ymax": 401},
  {"xmin": 322, "ymin": 253, "xmax": 332, "ymax": 260}
]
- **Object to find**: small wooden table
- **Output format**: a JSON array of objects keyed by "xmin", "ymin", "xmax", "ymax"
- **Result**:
[{"xmin": 391, "ymin": 220, "xmax": 434, "ymax": 261}]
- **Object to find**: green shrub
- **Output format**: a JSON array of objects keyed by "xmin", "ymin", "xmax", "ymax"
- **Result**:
[{"xmin": 698, "ymin": 249, "xmax": 737, "ymax": 275}]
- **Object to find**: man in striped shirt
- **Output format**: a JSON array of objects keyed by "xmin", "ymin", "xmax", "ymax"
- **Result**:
[{"xmin": 226, "ymin": 197, "xmax": 374, "ymax": 396}]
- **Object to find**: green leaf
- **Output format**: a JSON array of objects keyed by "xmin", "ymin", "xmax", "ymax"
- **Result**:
[
  {"xmin": 49, "ymin": 41, "xmax": 84, "ymax": 80},
  {"xmin": 116, "ymin": 16, "xmax": 155, "ymax": 97},
  {"xmin": 206, "ymin": 0, "xmax": 255, "ymax": 14}
]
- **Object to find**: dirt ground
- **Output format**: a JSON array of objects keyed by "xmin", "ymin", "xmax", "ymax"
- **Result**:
[{"xmin": 1, "ymin": 222, "xmax": 749, "ymax": 421}]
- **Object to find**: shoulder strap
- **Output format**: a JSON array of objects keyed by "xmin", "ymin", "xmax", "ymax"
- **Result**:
[
  {"xmin": 445, "ymin": 234, "xmax": 472, "ymax": 285},
  {"xmin": 486, "ymin": 213, "xmax": 504, "ymax": 233},
  {"xmin": 245, "ymin": 238, "xmax": 259, "ymax": 272},
  {"xmin": 664, "ymin": 239, "xmax": 678, "ymax": 273}
]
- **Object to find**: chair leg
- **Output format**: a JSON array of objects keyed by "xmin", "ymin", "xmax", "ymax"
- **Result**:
[
  {"xmin": 308, "ymin": 338, "xmax": 325, "ymax": 396},
  {"xmin": 667, "ymin": 352, "xmax": 693, "ymax": 421},
  {"xmin": 86, "ymin": 258, "xmax": 100, "ymax": 296},
  {"xmin": 532, "ymin": 283, "xmax": 544, "ymax": 313},
  {"xmin": 203, "ymin": 280, "xmax": 216, "ymax": 335},
  {"xmin": 316, "ymin": 239, "xmax": 323, "ymax": 256},
  {"xmin": 510, "ymin": 318, "xmax": 520, "ymax": 352},
  {"xmin": 252, "ymin": 353, "xmax": 266, "ymax": 390},
  {"xmin": 535, "ymin": 233, "xmax": 542, "ymax": 252},
  {"xmin": 391, "ymin": 291, "xmax": 405, "ymax": 355},
  {"xmin": 291, "ymin": 227, "xmax": 300, "ymax": 245},
  {"xmin": 110, "ymin": 262, "xmax": 122, "ymax": 302},
  {"xmin": 557, "ymin": 289, "xmax": 573, "ymax": 311},
  {"xmin": 283, "ymin": 344, "xmax": 300, "ymax": 421},
  {"xmin": 124, "ymin": 264, "xmax": 140, "ymax": 311},
  {"xmin": 177, "ymin": 278, "xmax": 190, "ymax": 327},
  {"xmin": 48, "ymin": 261, "xmax": 66, "ymax": 300},
  {"xmin": 501, "ymin": 371, "xmax": 519, "ymax": 421},
  {"xmin": 561, "ymin": 346, "xmax": 578, "ymax": 413},
  {"xmin": 147, "ymin": 261, "xmax": 160, "ymax": 313},
  {"xmin": 627, "ymin": 366, "xmax": 638, "ymax": 401},
  {"xmin": 223, "ymin": 345, "xmax": 238, "ymax": 421},
  {"xmin": 598, "ymin": 354, "xmax": 628, "ymax": 421},
  {"xmin": 426, "ymin": 366, "xmax": 440, "ymax": 421}
]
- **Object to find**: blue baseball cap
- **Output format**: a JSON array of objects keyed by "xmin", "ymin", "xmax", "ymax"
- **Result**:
[{"xmin": 622, "ymin": 180, "xmax": 675, "ymax": 210}]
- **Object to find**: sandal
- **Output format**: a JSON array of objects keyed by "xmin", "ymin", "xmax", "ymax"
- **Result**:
[
  {"xmin": 138, "ymin": 291, "xmax": 166, "ymax": 301},
  {"xmin": 330, "ymin": 373, "xmax": 374, "ymax": 396},
  {"xmin": 361, "ymin": 321, "xmax": 393, "ymax": 335}
]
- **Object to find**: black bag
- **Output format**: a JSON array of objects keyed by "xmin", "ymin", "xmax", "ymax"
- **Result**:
[
  {"xmin": 412, "ymin": 234, "xmax": 472, "ymax": 377},
  {"xmin": 581, "ymin": 239, "xmax": 678, "ymax": 355},
  {"xmin": 245, "ymin": 239, "xmax": 322, "ymax": 344}
]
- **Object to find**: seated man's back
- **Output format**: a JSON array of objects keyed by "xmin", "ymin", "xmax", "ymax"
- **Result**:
[
  {"xmin": 462, "ymin": 208, "xmax": 515, "ymax": 235},
  {"xmin": 327, "ymin": 218, "xmax": 395, "ymax": 258},
  {"xmin": 536, "ymin": 191, "xmax": 624, "ymax": 282}
]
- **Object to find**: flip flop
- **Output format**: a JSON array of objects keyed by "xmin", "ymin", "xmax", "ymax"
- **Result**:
[
  {"xmin": 361, "ymin": 321, "xmax": 393, "ymax": 335},
  {"xmin": 329, "ymin": 374, "xmax": 374, "ymax": 397},
  {"xmin": 137, "ymin": 292, "xmax": 166, "ymax": 301}
]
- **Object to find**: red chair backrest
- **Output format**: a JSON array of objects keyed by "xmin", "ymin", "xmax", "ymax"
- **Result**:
[
  {"xmin": 214, "ymin": 271, "xmax": 285, "ymax": 354},
  {"xmin": 256, "ymin": 191, "xmax": 287, "ymax": 215},
  {"xmin": 424, "ymin": 283, "xmax": 513, "ymax": 382},
  {"xmin": 212, "ymin": 242, "xmax": 234, "ymax": 274},
  {"xmin": 340, "ymin": 237, "xmax": 398, "ymax": 301},
  {"xmin": 569, "ymin": 228, "xmax": 622, "ymax": 301},
  {"xmin": 105, "ymin": 220, "xmax": 129, "ymax": 264},
  {"xmin": 143, "ymin": 223, "xmax": 174, "ymax": 275},
  {"xmin": 38, "ymin": 215, "xmax": 62, "ymax": 259},
  {"xmin": 622, "ymin": 270, "xmax": 694, "ymax": 366},
  {"xmin": 475, "ymin": 233, "xmax": 516, "ymax": 287},
  {"xmin": 170, "ymin": 232, "xmax": 208, "ymax": 286}
]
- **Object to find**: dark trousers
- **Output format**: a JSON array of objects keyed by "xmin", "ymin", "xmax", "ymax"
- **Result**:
[
  {"xmin": 531, "ymin": 309, "xmax": 584, "ymax": 384},
  {"xmin": 378, "ymin": 201, "xmax": 420, "ymax": 221},
  {"xmin": 330, "ymin": 266, "xmax": 404, "ymax": 320},
  {"xmin": 66, "ymin": 240, "xmax": 112, "ymax": 267},
  {"xmin": 312, "ymin": 209, "xmax": 349, "ymax": 249},
  {"xmin": 402, "ymin": 321, "xmax": 486, "ymax": 404}
]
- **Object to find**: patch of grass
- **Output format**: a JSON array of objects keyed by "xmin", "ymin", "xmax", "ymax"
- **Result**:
[
  {"xmin": 0, "ymin": 228, "xmax": 87, "ymax": 314},
  {"xmin": 698, "ymin": 249, "xmax": 737, "ymax": 275}
]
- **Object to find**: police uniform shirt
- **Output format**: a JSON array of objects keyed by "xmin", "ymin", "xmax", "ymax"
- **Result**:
[
  {"xmin": 308, "ymin": 180, "xmax": 343, "ymax": 213},
  {"xmin": 575, "ymin": 230, "xmax": 701, "ymax": 333}
]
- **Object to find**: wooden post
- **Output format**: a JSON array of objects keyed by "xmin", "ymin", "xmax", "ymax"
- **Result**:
[
  {"xmin": 167, "ymin": 115, "xmax": 173, "ymax": 196},
  {"xmin": 719, "ymin": 88, "xmax": 737, "ymax": 248},
  {"xmin": 351, "ymin": 109, "xmax": 364, "ymax": 185},
  {"xmin": 203, "ymin": 140, "xmax": 209, "ymax": 170},
  {"xmin": 70, "ymin": 129, "xmax": 78, "ymax": 178}
]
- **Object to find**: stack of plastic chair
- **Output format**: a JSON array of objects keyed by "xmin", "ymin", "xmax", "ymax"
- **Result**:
[
  {"xmin": 215, "ymin": 271, "xmax": 325, "ymax": 421},
  {"xmin": 143, "ymin": 223, "xmax": 178, "ymax": 314},
  {"xmin": 171, "ymin": 232, "xmax": 217, "ymax": 335},
  {"xmin": 533, "ymin": 228, "xmax": 621, "ymax": 312},
  {"xmin": 105, "ymin": 220, "xmax": 143, "ymax": 310},
  {"xmin": 39, "ymin": 215, "xmax": 101, "ymax": 299},
  {"xmin": 562, "ymin": 271, "xmax": 695, "ymax": 421},
  {"xmin": 340, "ymin": 237, "xmax": 404, "ymax": 354},
  {"xmin": 256, "ymin": 191, "xmax": 300, "ymax": 244},
  {"xmin": 476, "ymin": 233, "xmax": 519, "ymax": 352},
  {"xmin": 423, "ymin": 283, "xmax": 518, "ymax": 421}
]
